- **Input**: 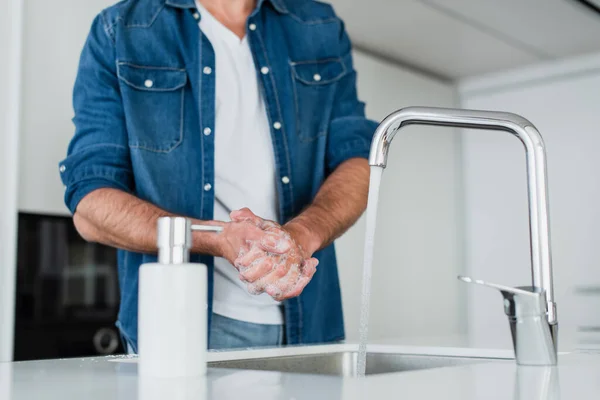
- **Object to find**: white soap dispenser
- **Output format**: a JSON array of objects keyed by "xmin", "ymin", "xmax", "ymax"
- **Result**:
[{"xmin": 138, "ymin": 217, "xmax": 208, "ymax": 378}]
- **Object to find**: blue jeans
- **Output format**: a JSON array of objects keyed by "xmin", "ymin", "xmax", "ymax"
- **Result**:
[
  {"xmin": 124, "ymin": 313, "xmax": 285, "ymax": 354},
  {"xmin": 209, "ymin": 313, "xmax": 285, "ymax": 350}
]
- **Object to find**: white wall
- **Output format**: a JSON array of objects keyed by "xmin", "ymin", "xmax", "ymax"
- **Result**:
[
  {"xmin": 19, "ymin": 0, "xmax": 115, "ymax": 215},
  {"xmin": 0, "ymin": 0, "xmax": 12, "ymax": 362},
  {"xmin": 337, "ymin": 51, "xmax": 464, "ymax": 341},
  {"xmin": 0, "ymin": 0, "xmax": 12, "ymax": 219},
  {"xmin": 459, "ymin": 52, "xmax": 600, "ymax": 350},
  {"xmin": 0, "ymin": 0, "xmax": 24, "ymax": 362}
]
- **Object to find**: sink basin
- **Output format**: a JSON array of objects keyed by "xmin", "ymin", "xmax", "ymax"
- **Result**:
[{"xmin": 208, "ymin": 351, "xmax": 502, "ymax": 376}]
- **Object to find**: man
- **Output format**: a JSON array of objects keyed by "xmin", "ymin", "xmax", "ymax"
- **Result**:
[{"xmin": 60, "ymin": 0, "xmax": 377, "ymax": 352}]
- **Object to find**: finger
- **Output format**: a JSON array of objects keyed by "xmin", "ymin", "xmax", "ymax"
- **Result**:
[
  {"xmin": 278, "ymin": 276, "xmax": 312, "ymax": 300},
  {"xmin": 267, "ymin": 257, "xmax": 294, "ymax": 281},
  {"xmin": 271, "ymin": 265, "xmax": 301, "ymax": 297},
  {"xmin": 234, "ymin": 228, "xmax": 262, "ymax": 256},
  {"xmin": 257, "ymin": 259, "xmax": 291, "ymax": 297},
  {"xmin": 262, "ymin": 220, "xmax": 280, "ymax": 230},
  {"xmin": 246, "ymin": 281, "xmax": 265, "ymax": 295},
  {"xmin": 278, "ymin": 260, "xmax": 318, "ymax": 300},
  {"xmin": 301, "ymin": 258, "xmax": 319, "ymax": 277},
  {"xmin": 239, "ymin": 256, "xmax": 276, "ymax": 283},
  {"xmin": 234, "ymin": 245, "xmax": 266, "ymax": 270},
  {"xmin": 245, "ymin": 259, "xmax": 283, "ymax": 295},
  {"xmin": 280, "ymin": 263, "xmax": 316, "ymax": 300},
  {"xmin": 259, "ymin": 232, "xmax": 293, "ymax": 254},
  {"xmin": 230, "ymin": 207, "xmax": 256, "ymax": 220},
  {"xmin": 230, "ymin": 208, "xmax": 262, "ymax": 226},
  {"xmin": 221, "ymin": 220, "xmax": 264, "ymax": 249},
  {"xmin": 246, "ymin": 274, "xmax": 269, "ymax": 294},
  {"xmin": 265, "ymin": 260, "xmax": 302, "ymax": 298},
  {"xmin": 244, "ymin": 223, "xmax": 270, "ymax": 243},
  {"xmin": 230, "ymin": 208, "xmax": 284, "ymax": 231}
]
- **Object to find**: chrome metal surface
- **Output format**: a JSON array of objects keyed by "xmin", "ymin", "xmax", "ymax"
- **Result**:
[
  {"xmin": 157, "ymin": 217, "xmax": 191, "ymax": 265},
  {"xmin": 157, "ymin": 218, "xmax": 222, "ymax": 264},
  {"xmin": 368, "ymin": 106, "xmax": 558, "ymax": 365},
  {"xmin": 458, "ymin": 276, "xmax": 539, "ymax": 297},
  {"xmin": 460, "ymin": 276, "xmax": 557, "ymax": 365},
  {"xmin": 208, "ymin": 351, "xmax": 497, "ymax": 376},
  {"xmin": 190, "ymin": 224, "xmax": 224, "ymax": 233},
  {"xmin": 514, "ymin": 366, "xmax": 560, "ymax": 400}
]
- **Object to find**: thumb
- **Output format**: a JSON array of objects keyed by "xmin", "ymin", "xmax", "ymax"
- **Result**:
[
  {"xmin": 259, "ymin": 232, "xmax": 292, "ymax": 254},
  {"xmin": 230, "ymin": 208, "xmax": 262, "ymax": 225},
  {"xmin": 301, "ymin": 258, "xmax": 319, "ymax": 277}
]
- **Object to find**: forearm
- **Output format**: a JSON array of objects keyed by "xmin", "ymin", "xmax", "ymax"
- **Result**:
[
  {"xmin": 74, "ymin": 188, "xmax": 223, "ymax": 255},
  {"xmin": 285, "ymin": 157, "xmax": 370, "ymax": 255}
]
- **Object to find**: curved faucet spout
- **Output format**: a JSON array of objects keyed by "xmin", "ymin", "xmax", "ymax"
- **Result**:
[{"xmin": 369, "ymin": 107, "xmax": 557, "ymax": 326}]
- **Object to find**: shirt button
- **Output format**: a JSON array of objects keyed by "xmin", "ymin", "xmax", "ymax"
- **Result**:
[
  {"xmin": 203, "ymin": 66, "xmax": 212, "ymax": 75},
  {"xmin": 204, "ymin": 183, "xmax": 212, "ymax": 191},
  {"xmin": 192, "ymin": 12, "xmax": 200, "ymax": 20},
  {"xmin": 203, "ymin": 127, "xmax": 212, "ymax": 136},
  {"xmin": 59, "ymin": 165, "xmax": 66, "ymax": 173},
  {"xmin": 249, "ymin": 23, "xmax": 256, "ymax": 31},
  {"xmin": 313, "ymin": 74, "xmax": 322, "ymax": 82},
  {"xmin": 260, "ymin": 66, "xmax": 269, "ymax": 75},
  {"xmin": 281, "ymin": 176, "xmax": 290, "ymax": 184},
  {"xmin": 144, "ymin": 79, "xmax": 154, "ymax": 88},
  {"xmin": 273, "ymin": 121, "xmax": 282, "ymax": 130}
]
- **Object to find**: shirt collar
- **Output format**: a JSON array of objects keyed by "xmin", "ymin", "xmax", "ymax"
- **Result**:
[
  {"xmin": 256, "ymin": 0, "xmax": 289, "ymax": 14},
  {"xmin": 165, "ymin": 0, "xmax": 289, "ymax": 14}
]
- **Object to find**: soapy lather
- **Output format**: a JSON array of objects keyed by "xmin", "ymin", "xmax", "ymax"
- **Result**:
[{"xmin": 230, "ymin": 208, "xmax": 318, "ymax": 301}]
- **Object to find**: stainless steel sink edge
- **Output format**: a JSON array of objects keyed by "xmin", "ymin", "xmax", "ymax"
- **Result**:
[{"xmin": 208, "ymin": 350, "xmax": 511, "ymax": 377}]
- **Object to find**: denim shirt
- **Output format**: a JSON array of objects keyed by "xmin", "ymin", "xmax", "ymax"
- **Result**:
[{"xmin": 59, "ymin": 0, "xmax": 378, "ymax": 350}]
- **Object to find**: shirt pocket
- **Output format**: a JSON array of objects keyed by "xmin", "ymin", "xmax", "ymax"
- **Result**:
[
  {"xmin": 290, "ymin": 58, "xmax": 347, "ymax": 143},
  {"xmin": 117, "ymin": 63, "xmax": 187, "ymax": 153}
]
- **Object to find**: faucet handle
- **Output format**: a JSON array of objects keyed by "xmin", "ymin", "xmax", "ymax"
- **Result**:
[
  {"xmin": 458, "ymin": 275, "xmax": 547, "ymax": 318},
  {"xmin": 458, "ymin": 276, "xmax": 539, "ymax": 297},
  {"xmin": 459, "ymin": 275, "xmax": 557, "ymax": 366}
]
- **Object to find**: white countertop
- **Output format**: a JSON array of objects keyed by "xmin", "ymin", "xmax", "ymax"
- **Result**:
[{"xmin": 2, "ymin": 342, "xmax": 600, "ymax": 399}]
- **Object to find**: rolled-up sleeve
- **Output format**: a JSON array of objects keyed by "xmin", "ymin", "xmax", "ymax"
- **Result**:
[
  {"xmin": 325, "ymin": 22, "xmax": 379, "ymax": 173},
  {"xmin": 59, "ymin": 13, "xmax": 133, "ymax": 214}
]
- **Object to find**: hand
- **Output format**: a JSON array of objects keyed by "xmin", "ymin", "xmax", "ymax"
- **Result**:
[
  {"xmin": 230, "ymin": 208, "xmax": 319, "ymax": 301},
  {"xmin": 216, "ymin": 218, "xmax": 290, "ymax": 266}
]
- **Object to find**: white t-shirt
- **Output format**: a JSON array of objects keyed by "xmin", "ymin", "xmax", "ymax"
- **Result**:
[{"xmin": 195, "ymin": 2, "xmax": 283, "ymax": 325}]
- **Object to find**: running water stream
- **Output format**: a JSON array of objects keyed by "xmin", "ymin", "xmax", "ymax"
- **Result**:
[{"xmin": 356, "ymin": 166, "xmax": 384, "ymax": 377}]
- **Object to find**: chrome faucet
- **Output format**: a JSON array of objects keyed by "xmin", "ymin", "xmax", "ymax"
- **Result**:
[{"xmin": 368, "ymin": 106, "xmax": 558, "ymax": 365}]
